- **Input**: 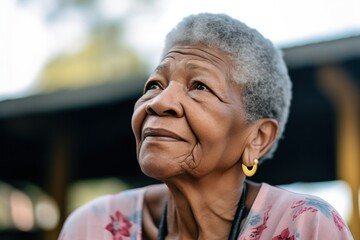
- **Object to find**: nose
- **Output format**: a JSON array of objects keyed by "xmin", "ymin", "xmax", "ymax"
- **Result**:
[{"xmin": 145, "ymin": 82, "xmax": 184, "ymax": 117}]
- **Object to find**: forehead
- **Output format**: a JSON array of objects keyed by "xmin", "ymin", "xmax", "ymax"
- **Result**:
[{"xmin": 158, "ymin": 45, "xmax": 233, "ymax": 75}]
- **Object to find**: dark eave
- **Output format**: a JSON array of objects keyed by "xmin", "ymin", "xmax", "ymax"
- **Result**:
[
  {"xmin": 282, "ymin": 34, "xmax": 360, "ymax": 68},
  {"xmin": 0, "ymin": 75, "xmax": 145, "ymax": 118}
]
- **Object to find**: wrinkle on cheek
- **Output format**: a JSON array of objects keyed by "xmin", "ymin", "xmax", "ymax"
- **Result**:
[
  {"xmin": 136, "ymin": 141, "xmax": 143, "ymax": 159},
  {"xmin": 132, "ymin": 115, "xmax": 147, "ymax": 160},
  {"xmin": 180, "ymin": 142, "xmax": 202, "ymax": 175},
  {"xmin": 132, "ymin": 100, "xmax": 148, "ymax": 140}
]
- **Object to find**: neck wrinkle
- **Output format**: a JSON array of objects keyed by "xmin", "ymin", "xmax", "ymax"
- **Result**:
[{"xmin": 163, "ymin": 171, "xmax": 246, "ymax": 239}]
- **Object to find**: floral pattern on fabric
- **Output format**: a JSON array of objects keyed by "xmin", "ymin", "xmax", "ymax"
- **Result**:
[
  {"xmin": 332, "ymin": 210, "xmax": 346, "ymax": 231},
  {"xmin": 272, "ymin": 228, "xmax": 295, "ymax": 240},
  {"xmin": 290, "ymin": 197, "xmax": 345, "ymax": 230},
  {"xmin": 291, "ymin": 198, "xmax": 324, "ymax": 221},
  {"xmin": 249, "ymin": 206, "xmax": 271, "ymax": 240},
  {"xmin": 305, "ymin": 198, "xmax": 332, "ymax": 217},
  {"xmin": 105, "ymin": 211, "xmax": 132, "ymax": 240},
  {"xmin": 58, "ymin": 184, "xmax": 353, "ymax": 240},
  {"xmin": 292, "ymin": 206, "xmax": 318, "ymax": 220}
]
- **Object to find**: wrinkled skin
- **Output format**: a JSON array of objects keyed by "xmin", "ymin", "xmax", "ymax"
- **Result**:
[
  {"xmin": 131, "ymin": 45, "xmax": 278, "ymax": 239},
  {"xmin": 131, "ymin": 45, "xmax": 255, "ymax": 181}
]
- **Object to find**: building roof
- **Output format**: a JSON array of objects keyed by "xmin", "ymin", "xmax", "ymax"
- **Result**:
[{"xmin": 283, "ymin": 34, "xmax": 360, "ymax": 68}]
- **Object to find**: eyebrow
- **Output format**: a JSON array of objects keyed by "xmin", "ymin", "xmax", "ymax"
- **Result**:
[
  {"xmin": 152, "ymin": 63, "xmax": 171, "ymax": 78},
  {"xmin": 154, "ymin": 64, "xmax": 167, "ymax": 72}
]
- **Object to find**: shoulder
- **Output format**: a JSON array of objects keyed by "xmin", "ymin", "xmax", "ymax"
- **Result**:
[
  {"xmin": 242, "ymin": 183, "xmax": 353, "ymax": 240},
  {"xmin": 59, "ymin": 187, "xmax": 147, "ymax": 240}
]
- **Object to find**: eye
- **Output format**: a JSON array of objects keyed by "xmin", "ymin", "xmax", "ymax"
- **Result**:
[
  {"xmin": 144, "ymin": 81, "xmax": 162, "ymax": 93},
  {"xmin": 193, "ymin": 81, "xmax": 209, "ymax": 91}
]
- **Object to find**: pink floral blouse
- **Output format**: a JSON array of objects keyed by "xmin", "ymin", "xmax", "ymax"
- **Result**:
[{"xmin": 58, "ymin": 183, "xmax": 353, "ymax": 240}]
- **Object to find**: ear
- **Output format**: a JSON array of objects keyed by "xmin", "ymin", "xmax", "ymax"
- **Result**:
[{"xmin": 242, "ymin": 118, "xmax": 279, "ymax": 166}]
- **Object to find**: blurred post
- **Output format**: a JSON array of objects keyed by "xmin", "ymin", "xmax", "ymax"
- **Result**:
[
  {"xmin": 317, "ymin": 66, "xmax": 360, "ymax": 239},
  {"xmin": 43, "ymin": 131, "xmax": 72, "ymax": 240}
]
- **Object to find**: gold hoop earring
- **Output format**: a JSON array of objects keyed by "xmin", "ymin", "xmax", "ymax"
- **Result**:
[{"xmin": 242, "ymin": 159, "xmax": 259, "ymax": 177}]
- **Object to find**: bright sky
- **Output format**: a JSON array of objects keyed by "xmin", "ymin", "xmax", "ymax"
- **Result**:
[{"xmin": 1, "ymin": 0, "xmax": 360, "ymax": 99}]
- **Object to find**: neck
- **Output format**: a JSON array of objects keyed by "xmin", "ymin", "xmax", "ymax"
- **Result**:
[{"xmin": 162, "ymin": 167, "xmax": 247, "ymax": 239}]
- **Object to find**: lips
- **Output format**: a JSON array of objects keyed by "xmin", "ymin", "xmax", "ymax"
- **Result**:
[{"xmin": 142, "ymin": 127, "xmax": 184, "ymax": 141}]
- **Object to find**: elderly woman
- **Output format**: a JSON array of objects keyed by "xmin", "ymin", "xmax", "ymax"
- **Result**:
[{"xmin": 59, "ymin": 13, "xmax": 353, "ymax": 239}]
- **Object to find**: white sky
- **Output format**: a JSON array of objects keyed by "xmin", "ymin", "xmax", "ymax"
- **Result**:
[{"xmin": 1, "ymin": 0, "xmax": 360, "ymax": 99}]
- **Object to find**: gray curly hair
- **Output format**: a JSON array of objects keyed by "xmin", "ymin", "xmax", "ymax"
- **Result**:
[{"xmin": 161, "ymin": 13, "xmax": 292, "ymax": 160}]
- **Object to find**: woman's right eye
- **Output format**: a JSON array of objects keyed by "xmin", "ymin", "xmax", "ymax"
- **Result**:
[{"xmin": 144, "ymin": 81, "xmax": 162, "ymax": 92}]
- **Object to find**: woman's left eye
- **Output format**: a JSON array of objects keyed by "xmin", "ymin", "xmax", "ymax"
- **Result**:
[{"xmin": 193, "ymin": 82, "xmax": 209, "ymax": 91}]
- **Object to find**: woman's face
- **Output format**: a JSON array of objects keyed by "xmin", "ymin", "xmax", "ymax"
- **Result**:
[{"xmin": 131, "ymin": 45, "xmax": 255, "ymax": 180}]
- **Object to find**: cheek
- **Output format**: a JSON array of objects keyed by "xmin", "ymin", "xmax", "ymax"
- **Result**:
[
  {"xmin": 131, "ymin": 102, "xmax": 147, "ymax": 150},
  {"xmin": 187, "ymin": 106, "xmax": 248, "ymax": 171},
  {"xmin": 190, "ymin": 106, "xmax": 241, "ymax": 144}
]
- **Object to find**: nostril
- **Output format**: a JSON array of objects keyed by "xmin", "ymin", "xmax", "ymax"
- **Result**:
[
  {"xmin": 164, "ymin": 109, "xmax": 177, "ymax": 116},
  {"xmin": 146, "ymin": 105, "xmax": 157, "ymax": 115}
]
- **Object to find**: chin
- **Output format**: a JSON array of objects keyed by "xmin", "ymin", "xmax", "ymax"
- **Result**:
[{"xmin": 139, "ymin": 160, "xmax": 179, "ymax": 181}]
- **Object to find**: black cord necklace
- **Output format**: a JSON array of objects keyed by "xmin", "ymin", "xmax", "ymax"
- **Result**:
[{"xmin": 157, "ymin": 182, "xmax": 248, "ymax": 240}]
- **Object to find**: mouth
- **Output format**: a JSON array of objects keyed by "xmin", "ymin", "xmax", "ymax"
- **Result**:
[{"xmin": 142, "ymin": 127, "xmax": 185, "ymax": 142}]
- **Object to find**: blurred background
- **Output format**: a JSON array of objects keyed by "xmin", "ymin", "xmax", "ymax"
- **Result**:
[{"xmin": 0, "ymin": 0, "xmax": 359, "ymax": 239}]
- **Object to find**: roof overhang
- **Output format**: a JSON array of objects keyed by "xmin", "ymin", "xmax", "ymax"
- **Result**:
[{"xmin": 283, "ymin": 34, "xmax": 360, "ymax": 68}]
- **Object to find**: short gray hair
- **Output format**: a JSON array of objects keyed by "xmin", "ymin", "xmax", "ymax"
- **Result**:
[{"xmin": 161, "ymin": 13, "xmax": 292, "ymax": 160}]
